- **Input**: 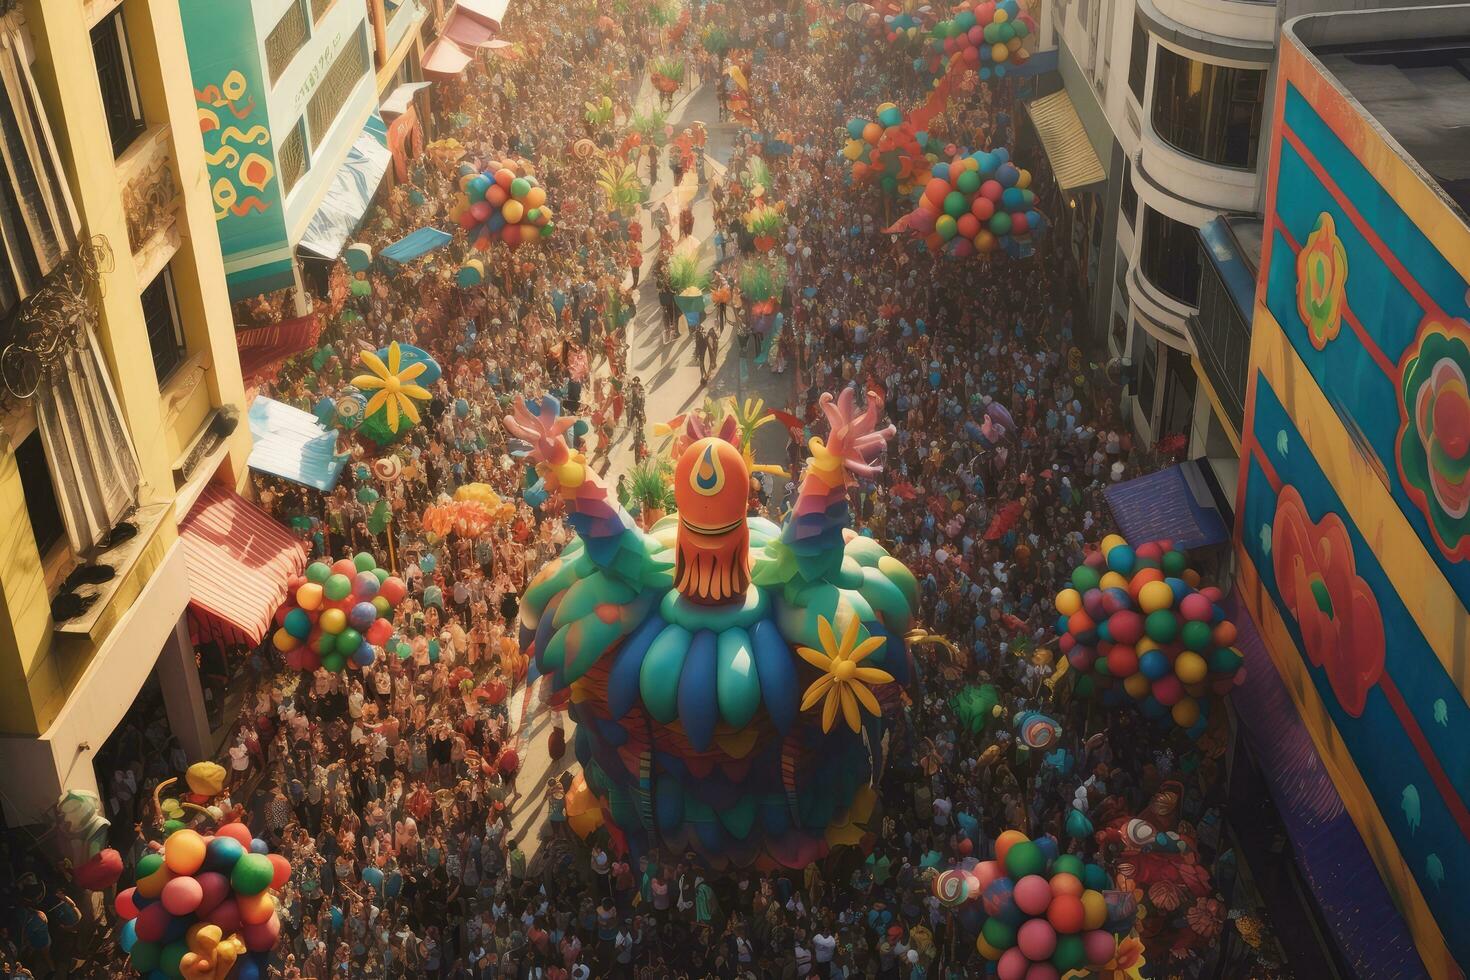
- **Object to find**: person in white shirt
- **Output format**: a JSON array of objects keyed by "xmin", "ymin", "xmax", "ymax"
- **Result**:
[{"xmin": 813, "ymin": 930, "xmax": 836, "ymax": 967}]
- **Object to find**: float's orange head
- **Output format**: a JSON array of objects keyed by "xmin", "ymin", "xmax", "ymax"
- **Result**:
[{"xmin": 674, "ymin": 437, "xmax": 750, "ymax": 604}]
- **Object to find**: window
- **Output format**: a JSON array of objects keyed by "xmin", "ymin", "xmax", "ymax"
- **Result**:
[
  {"xmin": 142, "ymin": 264, "xmax": 185, "ymax": 384},
  {"xmin": 1119, "ymin": 158, "xmax": 1138, "ymax": 231},
  {"xmin": 1160, "ymin": 345, "xmax": 1198, "ymax": 438},
  {"xmin": 1191, "ymin": 244, "xmax": 1251, "ymax": 431},
  {"xmin": 306, "ymin": 29, "xmax": 369, "ymax": 147},
  {"xmin": 278, "ymin": 120, "xmax": 307, "ymax": 196},
  {"xmin": 1135, "ymin": 325, "xmax": 1159, "ymax": 423},
  {"xmin": 0, "ymin": 22, "xmax": 79, "ymax": 318},
  {"xmin": 1151, "ymin": 45, "xmax": 1266, "ymax": 168},
  {"xmin": 17, "ymin": 427, "xmax": 65, "ymax": 557},
  {"xmin": 265, "ymin": 1, "xmax": 311, "ymax": 85},
  {"xmin": 91, "ymin": 10, "xmax": 145, "ymax": 157},
  {"xmin": 1139, "ymin": 206, "xmax": 1202, "ymax": 306},
  {"xmin": 1127, "ymin": 20, "xmax": 1148, "ymax": 101}
]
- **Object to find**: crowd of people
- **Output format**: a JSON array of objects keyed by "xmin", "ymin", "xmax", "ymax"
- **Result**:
[{"xmin": 0, "ymin": 0, "xmax": 1286, "ymax": 977}]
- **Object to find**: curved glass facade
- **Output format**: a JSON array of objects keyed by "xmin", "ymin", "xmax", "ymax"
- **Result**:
[
  {"xmin": 1139, "ymin": 206, "xmax": 1201, "ymax": 307},
  {"xmin": 1151, "ymin": 45, "xmax": 1266, "ymax": 168}
]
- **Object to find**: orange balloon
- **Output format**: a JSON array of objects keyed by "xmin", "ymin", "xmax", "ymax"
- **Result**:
[
  {"xmin": 485, "ymin": 184, "xmax": 508, "ymax": 207},
  {"xmin": 494, "ymin": 168, "xmax": 515, "ymax": 189},
  {"xmin": 524, "ymin": 186, "xmax": 547, "ymax": 210},
  {"xmin": 1049, "ymin": 872, "xmax": 1083, "ymax": 897},
  {"xmin": 862, "ymin": 122, "xmax": 882, "ymax": 144},
  {"xmin": 995, "ymin": 829, "xmax": 1029, "ymax": 868}
]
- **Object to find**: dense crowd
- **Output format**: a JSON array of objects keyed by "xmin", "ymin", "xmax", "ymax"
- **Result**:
[{"xmin": 0, "ymin": 0, "xmax": 1278, "ymax": 978}]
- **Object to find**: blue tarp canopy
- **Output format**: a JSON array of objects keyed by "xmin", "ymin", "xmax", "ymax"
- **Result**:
[
  {"xmin": 381, "ymin": 227, "xmax": 453, "ymax": 263},
  {"xmin": 1103, "ymin": 460, "xmax": 1228, "ymax": 550},
  {"xmin": 1199, "ymin": 216, "xmax": 1260, "ymax": 319},
  {"xmin": 247, "ymin": 397, "xmax": 348, "ymax": 492},
  {"xmin": 298, "ymin": 114, "xmax": 391, "ymax": 261}
]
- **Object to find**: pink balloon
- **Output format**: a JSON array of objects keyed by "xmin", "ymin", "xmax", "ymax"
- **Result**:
[
  {"xmin": 968, "ymin": 25, "xmax": 985, "ymax": 43},
  {"xmin": 1152, "ymin": 674, "xmax": 1183, "ymax": 706},
  {"xmin": 997, "ymin": 947, "xmax": 1029, "ymax": 980},
  {"xmin": 1083, "ymin": 929, "xmax": 1117, "ymax": 965},
  {"xmin": 242, "ymin": 912, "xmax": 281, "ymax": 952},
  {"xmin": 1025, "ymin": 965, "xmax": 1060, "ymax": 980},
  {"xmin": 205, "ymin": 896, "xmax": 241, "ymax": 934},
  {"xmin": 1179, "ymin": 593, "xmax": 1212, "ymax": 622},
  {"xmin": 1013, "ymin": 874, "xmax": 1053, "ymax": 916},
  {"xmin": 135, "ymin": 901, "xmax": 171, "ymax": 943},
  {"xmin": 908, "ymin": 209, "xmax": 937, "ymax": 234},
  {"xmin": 161, "ymin": 875, "xmax": 203, "ymax": 916},
  {"xmin": 973, "ymin": 860, "xmax": 1003, "ymax": 893},
  {"xmin": 1017, "ymin": 919, "xmax": 1057, "ymax": 961},
  {"xmin": 195, "ymin": 872, "xmax": 231, "ymax": 915}
]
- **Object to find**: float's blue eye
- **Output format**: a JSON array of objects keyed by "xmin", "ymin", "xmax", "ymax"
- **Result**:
[{"xmin": 692, "ymin": 444, "xmax": 724, "ymax": 495}]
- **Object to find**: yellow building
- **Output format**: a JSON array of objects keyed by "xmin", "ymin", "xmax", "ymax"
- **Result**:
[{"xmin": 0, "ymin": 0, "xmax": 296, "ymax": 827}]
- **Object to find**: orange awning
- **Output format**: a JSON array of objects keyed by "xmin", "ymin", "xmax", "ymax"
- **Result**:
[{"xmin": 181, "ymin": 484, "xmax": 306, "ymax": 647}]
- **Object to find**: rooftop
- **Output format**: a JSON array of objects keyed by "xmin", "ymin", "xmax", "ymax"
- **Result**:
[{"xmin": 1311, "ymin": 36, "xmax": 1470, "ymax": 213}]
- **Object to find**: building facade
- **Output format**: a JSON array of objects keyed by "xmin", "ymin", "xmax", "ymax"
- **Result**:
[
  {"xmin": 177, "ymin": 0, "xmax": 407, "ymax": 304},
  {"xmin": 0, "ymin": 0, "xmax": 253, "ymax": 824},
  {"xmin": 1237, "ymin": 9, "xmax": 1470, "ymax": 974}
]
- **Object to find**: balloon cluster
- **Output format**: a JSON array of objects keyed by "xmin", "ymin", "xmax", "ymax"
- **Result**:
[
  {"xmin": 272, "ymin": 553, "xmax": 407, "ymax": 673},
  {"xmin": 115, "ymin": 822, "xmax": 288, "ymax": 980},
  {"xmin": 898, "ymin": 147, "xmax": 1044, "ymax": 257},
  {"xmin": 962, "ymin": 832, "xmax": 1137, "ymax": 978},
  {"xmin": 856, "ymin": 0, "xmax": 937, "ymax": 45},
  {"xmin": 840, "ymin": 102, "xmax": 937, "ymax": 197},
  {"xmin": 451, "ymin": 158, "xmax": 554, "ymax": 253},
  {"xmin": 1055, "ymin": 535, "xmax": 1243, "ymax": 732},
  {"xmin": 928, "ymin": 0, "xmax": 1036, "ymax": 80}
]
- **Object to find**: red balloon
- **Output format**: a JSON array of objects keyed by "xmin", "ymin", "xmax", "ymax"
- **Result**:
[
  {"xmin": 241, "ymin": 912, "xmax": 281, "ymax": 952},
  {"xmin": 75, "ymin": 848, "xmax": 124, "ymax": 890},
  {"xmin": 115, "ymin": 886, "xmax": 140, "ymax": 920},
  {"xmin": 1152, "ymin": 674, "xmax": 1184, "ymax": 706},
  {"xmin": 957, "ymin": 214, "xmax": 980, "ymax": 239},
  {"xmin": 330, "ymin": 559, "xmax": 357, "ymax": 577},
  {"xmin": 924, "ymin": 178, "xmax": 952, "ymax": 202},
  {"xmin": 379, "ymin": 577, "xmax": 407, "ymax": 605},
  {"xmin": 135, "ymin": 901, "xmax": 171, "ymax": 942},
  {"xmin": 1046, "ymin": 893, "xmax": 1086, "ymax": 933},
  {"xmin": 205, "ymin": 896, "xmax": 241, "ymax": 934},
  {"xmin": 963, "ymin": 45, "xmax": 981, "ymax": 66},
  {"xmin": 981, "ymin": 179, "xmax": 1003, "ymax": 202},
  {"xmin": 502, "ymin": 224, "xmax": 523, "ymax": 248},
  {"xmin": 161, "ymin": 875, "xmax": 204, "ymax": 916},
  {"xmin": 972, "ymin": 197, "xmax": 995, "ymax": 221},
  {"xmin": 1106, "ymin": 646, "xmax": 1139, "ymax": 677},
  {"xmin": 1017, "ymin": 918, "xmax": 1057, "ymax": 960},
  {"xmin": 498, "ymin": 748, "xmax": 520, "ymax": 774},
  {"xmin": 268, "ymin": 853, "xmax": 293, "ymax": 890},
  {"xmin": 215, "ymin": 823, "xmax": 253, "ymax": 848},
  {"xmin": 957, "ymin": 837, "xmax": 974, "ymax": 856},
  {"xmin": 1108, "ymin": 611, "xmax": 1144, "ymax": 646},
  {"xmin": 997, "ymin": 947, "xmax": 1029, "ymax": 980},
  {"xmin": 196, "ymin": 872, "xmax": 232, "ymax": 915},
  {"xmin": 1010, "ymin": 213, "xmax": 1029, "ymax": 235}
]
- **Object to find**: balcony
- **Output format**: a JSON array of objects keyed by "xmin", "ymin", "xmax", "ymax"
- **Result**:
[{"xmin": 115, "ymin": 125, "xmax": 181, "ymax": 283}]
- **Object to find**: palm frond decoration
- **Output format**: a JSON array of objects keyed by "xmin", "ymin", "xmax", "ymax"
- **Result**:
[
  {"xmin": 666, "ymin": 250, "xmax": 710, "ymax": 294},
  {"xmin": 629, "ymin": 457, "xmax": 677, "ymax": 511},
  {"xmin": 651, "ymin": 56, "xmax": 686, "ymax": 83},
  {"xmin": 737, "ymin": 255, "xmax": 789, "ymax": 303},
  {"xmin": 701, "ymin": 24, "xmax": 731, "ymax": 54},
  {"xmin": 630, "ymin": 108, "xmax": 669, "ymax": 147},
  {"xmin": 741, "ymin": 157, "xmax": 772, "ymax": 196},
  {"xmin": 744, "ymin": 202, "xmax": 786, "ymax": 238},
  {"xmin": 597, "ymin": 159, "xmax": 644, "ymax": 215},
  {"xmin": 584, "ymin": 95, "xmax": 615, "ymax": 126}
]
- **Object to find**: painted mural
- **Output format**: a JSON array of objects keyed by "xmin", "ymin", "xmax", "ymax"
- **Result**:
[
  {"xmin": 1237, "ymin": 38, "xmax": 1470, "ymax": 976},
  {"xmin": 178, "ymin": 0, "xmax": 295, "ymax": 301}
]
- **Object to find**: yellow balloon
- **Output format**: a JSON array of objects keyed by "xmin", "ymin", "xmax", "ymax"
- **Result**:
[
  {"xmin": 994, "ymin": 7, "xmax": 1009, "ymax": 20},
  {"xmin": 1139, "ymin": 579, "xmax": 1175, "ymax": 613},
  {"xmin": 977, "ymin": 934, "xmax": 1004, "ymax": 960},
  {"xmin": 295, "ymin": 582, "xmax": 323, "ymax": 611},
  {"xmin": 1175, "ymin": 651, "xmax": 1208, "ymax": 684},
  {"xmin": 1081, "ymin": 889, "xmax": 1108, "ymax": 930},
  {"xmin": 1123, "ymin": 673, "xmax": 1151, "ymax": 699},
  {"xmin": 502, "ymin": 199, "xmax": 525, "ymax": 224},
  {"xmin": 1137, "ymin": 637, "xmax": 1161, "ymax": 654},
  {"xmin": 993, "ymin": 42, "xmax": 1010, "ymax": 62},
  {"xmin": 1099, "ymin": 571, "xmax": 1129, "ymax": 591},
  {"xmin": 1017, "ymin": 168, "xmax": 1032, "ymax": 189},
  {"xmin": 1055, "ymin": 588, "xmax": 1082, "ymax": 616},
  {"xmin": 319, "ymin": 608, "xmax": 347, "ymax": 634},
  {"xmin": 164, "ymin": 829, "xmax": 206, "ymax": 875},
  {"xmin": 1101, "ymin": 533, "xmax": 1126, "ymax": 555},
  {"xmin": 1172, "ymin": 696, "xmax": 1200, "ymax": 728},
  {"xmin": 272, "ymin": 629, "xmax": 299, "ymax": 652},
  {"xmin": 1007, "ymin": 36, "xmax": 1023, "ymax": 50}
]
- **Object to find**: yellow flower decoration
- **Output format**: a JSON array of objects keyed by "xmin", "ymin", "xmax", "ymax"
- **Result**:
[
  {"xmin": 351, "ymin": 341, "xmax": 432, "ymax": 433},
  {"xmin": 797, "ymin": 614, "xmax": 895, "ymax": 733}
]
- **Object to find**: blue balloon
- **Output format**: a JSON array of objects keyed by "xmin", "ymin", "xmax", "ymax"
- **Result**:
[
  {"xmin": 284, "ymin": 608, "xmax": 312, "ymax": 640},
  {"xmin": 1105, "ymin": 545, "xmax": 1135, "ymax": 573},
  {"xmin": 119, "ymin": 919, "xmax": 138, "ymax": 954},
  {"xmin": 349, "ymin": 602, "xmax": 378, "ymax": 632},
  {"xmin": 203, "ymin": 836, "xmax": 245, "ymax": 873},
  {"xmin": 932, "ymin": 162, "xmax": 951, "ymax": 182},
  {"xmin": 361, "ymin": 866, "xmax": 385, "ymax": 892},
  {"xmin": 847, "ymin": 117, "xmax": 866, "ymax": 139},
  {"xmin": 1139, "ymin": 649, "xmax": 1170, "ymax": 680},
  {"xmin": 488, "ymin": 213, "xmax": 507, "ymax": 232},
  {"xmin": 250, "ymin": 837, "xmax": 270, "ymax": 855},
  {"xmin": 419, "ymin": 553, "xmax": 437, "ymax": 573},
  {"xmin": 455, "ymin": 397, "xmax": 470, "ymax": 418},
  {"xmin": 353, "ymin": 643, "xmax": 376, "ymax": 667}
]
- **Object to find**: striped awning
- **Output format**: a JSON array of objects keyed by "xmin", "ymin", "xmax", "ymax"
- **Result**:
[
  {"xmin": 1024, "ymin": 90, "xmax": 1106, "ymax": 190},
  {"xmin": 180, "ymin": 484, "xmax": 306, "ymax": 647}
]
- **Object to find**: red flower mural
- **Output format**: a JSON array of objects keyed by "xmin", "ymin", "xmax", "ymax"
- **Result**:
[{"xmin": 1271, "ymin": 486, "xmax": 1386, "ymax": 717}]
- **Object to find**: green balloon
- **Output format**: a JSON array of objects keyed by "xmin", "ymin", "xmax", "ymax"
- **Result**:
[
  {"xmin": 338, "ymin": 627, "xmax": 363, "ymax": 651},
  {"xmin": 984, "ymin": 22, "xmax": 1000, "ymax": 42},
  {"xmin": 1075, "ymin": 674, "xmax": 1096, "ymax": 697},
  {"xmin": 1083, "ymin": 863, "xmax": 1110, "ymax": 890},
  {"xmin": 232, "ymin": 852, "xmax": 275, "ymax": 895},
  {"xmin": 526, "ymin": 208, "xmax": 541, "ymax": 223},
  {"xmin": 324, "ymin": 573, "xmax": 353, "ymax": 601},
  {"xmin": 997, "ymin": 22, "xmax": 1015, "ymax": 41},
  {"xmin": 162, "ymin": 819, "xmax": 187, "ymax": 836},
  {"xmin": 1180, "ymin": 620, "xmax": 1213, "ymax": 651},
  {"xmin": 1071, "ymin": 566, "xmax": 1100, "ymax": 591},
  {"xmin": 943, "ymin": 191, "xmax": 968, "ymax": 217},
  {"xmin": 130, "ymin": 941, "xmax": 161, "ymax": 971},
  {"xmin": 319, "ymin": 631, "xmax": 338, "ymax": 655},
  {"xmin": 1162, "ymin": 550, "xmax": 1188, "ymax": 576},
  {"xmin": 982, "ymin": 916, "xmax": 1016, "ymax": 950},
  {"xmin": 305, "ymin": 561, "xmax": 332, "ymax": 583},
  {"xmin": 989, "ymin": 212, "xmax": 1013, "ymax": 236},
  {"xmin": 136, "ymin": 852, "xmax": 164, "ymax": 879},
  {"xmin": 1210, "ymin": 647, "xmax": 1242, "ymax": 673},
  {"xmin": 509, "ymin": 176, "xmax": 531, "ymax": 198},
  {"xmin": 1093, "ymin": 656, "xmax": 1112, "ymax": 676},
  {"xmin": 1053, "ymin": 934, "xmax": 1086, "ymax": 971},
  {"xmin": 1052, "ymin": 854, "xmax": 1085, "ymax": 879},
  {"xmin": 353, "ymin": 551, "xmax": 377, "ymax": 572},
  {"xmin": 1145, "ymin": 609, "xmax": 1179, "ymax": 643},
  {"xmin": 1004, "ymin": 840, "xmax": 1047, "ymax": 878},
  {"xmin": 322, "ymin": 651, "xmax": 346, "ymax": 672},
  {"xmin": 396, "ymin": 641, "xmax": 413, "ymax": 660},
  {"xmin": 159, "ymin": 941, "xmax": 188, "ymax": 978},
  {"xmin": 956, "ymin": 170, "xmax": 981, "ymax": 194},
  {"xmin": 372, "ymin": 596, "xmax": 391, "ymax": 617},
  {"xmin": 372, "ymin": 567, "xmax": 390, "ymax": 583},
  {"xmin": 540, "ymin": 222, "xmax": 555, "ymax": 238},
  {"xmin": 1014, "ymin": 19, "xmax": 1030, "ymax": 37}
]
